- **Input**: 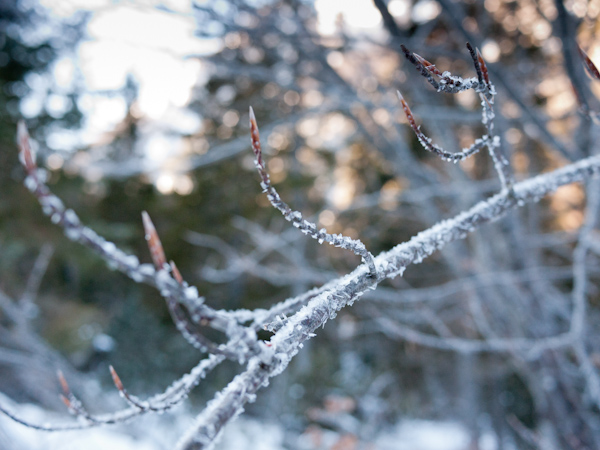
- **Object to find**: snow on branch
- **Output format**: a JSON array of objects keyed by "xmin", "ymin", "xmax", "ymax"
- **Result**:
[
  {"xmin": 11, "ymin": 66, "xmax": 600, "ymax": 449},
  {"xmin": 176, "ymin": 152, "xmax": 600, "ymax": 449},
  {"xmin": 141, "ymin": 212, "xmax": 235, "ymax": 357},
  {"xmin": 16, "ymin": 122, "xmax": 255, "ymax": 348},
  {"xmin": 249, "ymin": 107, "xmax": 378, "ymax": 277},
  {"xmin": 400, "ymin": 44, "xmax": 513, "ymax": 191},
  {"xmin": 0, "ymin": 354, "xmax": 225, "ymax": 431}
]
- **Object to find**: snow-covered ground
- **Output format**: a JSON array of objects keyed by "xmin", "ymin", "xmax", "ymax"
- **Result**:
[{"xmin": 0, "ymin": 392, "xmax": 496, "ymax": 450}]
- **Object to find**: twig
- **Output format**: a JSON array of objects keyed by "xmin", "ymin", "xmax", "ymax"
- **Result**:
[
  {"xmin": 249, "ymin": 107, "xmax": 378, "ymax": 277},
  {"xmin": 19, "ymin": 243, "xmax": 53, "ymax": 319},
  {"xmin": 16, "ymin": 122, "xmax": 249, "ymax": 344},
  {"xmin": 141, "ymin": 212, "xmax": 236, "ymax": 357},
  {"xmin": 177, "ymin": 151, "xmax": 600, "ymax": 449},
  {"xmin": 399, "ymin": 44, "xmax": 513, "ymax": 191},
  {"xmin": 397, "ymin": 90, "xmax": 488, "ymax": 162},
  {"xmin": 0, "ymin": 354, "xmax": 225, "ymax": 431}
]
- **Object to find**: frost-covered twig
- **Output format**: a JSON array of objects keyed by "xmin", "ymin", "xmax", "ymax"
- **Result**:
[
  {"xmin": 400, "ymin": 44, "xmax": 513, "ymax": 191},
  {"xmin": 0, "ymin": 354, "xmax": 225, "ymax": 431},
  {"xmin": 177, "ymin": 152, "xmax": 600, "ymax": 449},
  {"xmin": 397, "ymin": 90, "xmax": 488, "ymax": 162},
  {"xmin": 141, "ymin": 212, "xmax": 237, "ymax": 358},
  {"xmin": 375, "ymin": 316, "xmax": 572, "ymax": 358},
  {"xmin": 249, "ymin": 107, "xmax": 377, "ymax": 277},
  {"xmin": 16, "ymin": 122, "xmax": 251, "ymax": 345}
]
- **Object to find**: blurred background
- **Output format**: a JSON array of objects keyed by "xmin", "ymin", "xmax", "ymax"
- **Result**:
[{"xmin": 2, "ymin": 0, "xmax": 600, "ymax": 449}]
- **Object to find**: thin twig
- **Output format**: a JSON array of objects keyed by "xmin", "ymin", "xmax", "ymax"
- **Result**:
[
  {"xmin": 249, "ymin": 107, "xmax": 378, "ymax": 277},
  {"xmin": 142, "ymin": 212, "xmax": 236, "ymax": 357},
  {"xmin": 177, "ymin": 151, "xmax": 600, "ymax": 449},
  {"xmin": 399, "ymin": 44, "xmax": 513, "ymax": 191}
]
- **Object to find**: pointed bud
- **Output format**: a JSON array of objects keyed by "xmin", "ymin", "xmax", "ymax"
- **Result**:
[
  {"xmin": 413, "ymin": 53, "xmax": 441, "ymax": 75},
  {"xmin": 249, "ymin": 106, "xmax": 263, "ymax": 166},
  {"xmin": 397, "ymin": 90, "xmax": 418, "ymax": 132},
  {"xmin": 578, "ymin": 45, "xmax": 600, "ymax": 80},
  {"xmin": 476, "ymin": 48, "xmax": 490, "ymax": 86},
  {"xmin": 57, "ymin": 370, "xmax": 70, "ymax": 396},
  {"xmin": 109, "ymin": 365, "xmax": 124, "ymax": 391},
  {"xmin": 17, "ymin": 121, "xmax": 36, "ymax": 172},
  {"xmin": 142, "ymin": 211, "xmax": 167, "ymax": 270}
]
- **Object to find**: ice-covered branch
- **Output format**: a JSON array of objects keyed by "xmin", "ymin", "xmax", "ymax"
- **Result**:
[
  {"xmin": 400, "ymin": 44, "xmax": 513, "ymax": 190},
  {"xmin": 0, "ymin": 354, "xmax": 225, "ymax": 431},
  {"xmin": 16, "ymin": 122, "xmax": 251, "ymax": 345},
  {"xmin": 249, "ymin": 107, "xmax": 377, "ymax": 277},
  {"xmin": 141, "ymin": 212, "xmax": 236, "ymax": 357},
  {"xmin": 177, "ymin": 152, "xmax": 600, "ymax": 449},
  {"xmin": 397, "ymin": 90, "xmax": 488, "ymax": 162}
]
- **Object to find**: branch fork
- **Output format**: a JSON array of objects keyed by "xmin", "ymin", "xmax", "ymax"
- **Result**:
[{"xmin": 399, "ymin": 43, "xmax": 513, "ymax": 191}]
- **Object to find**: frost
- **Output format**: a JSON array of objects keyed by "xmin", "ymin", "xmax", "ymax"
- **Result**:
[
  {"xmin": 39, "ymin": 195, "xmax": 64, "ymax": 212},
  {"xmin": 65, "ymin": 227, "xmax": 81, "ymax": 241},
  {"xmin": 125, "ymin": 255, "xmax": 139, "ymax": 268},
  {"xmin": 37, "ymin": 169, "xmax": 49, "ymax": 183},
  {"xmin": 64, "ymin": 209, "xmax": 80, "ymax": 226},
  {"xmin": 130, "ymin": 271, "xmax": 143, "ymax": 282},
  {"xmin": 139, "ymin": 264, "xmax": 155, "ymax": 276},
  {"xmin": 81, "ymin": 228, "xmax": 99, "ymax": 242},
  {"xmin": 184, "ymin": 286, "xmax": 199, "ymax": 300},
  {"xmin": 156, "ymin": 270, "xmax": 172, "ymax": 291},
  {"xmin": 102, "ymin": 241, "xmax": 117, "ymax": 255},
  {"xmin": 24, "ymin": 176, "xmax": 37, "ymax": 192}
]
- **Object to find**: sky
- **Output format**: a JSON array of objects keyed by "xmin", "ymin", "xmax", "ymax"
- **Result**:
[{"xmin": 22, "ymin": 0, "xmax": 441, "ymax": 193}]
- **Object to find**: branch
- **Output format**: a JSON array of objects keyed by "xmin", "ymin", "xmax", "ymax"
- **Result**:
[
  {"xmin": 16, "ymin": 122, "xmax": 251, "ymax": 345},
  {"xmin": 177, "ymin": 151, "xmax": 600, "ymax": 449},
  {"xmin": 0, "ymin": 354, "xmax": 225, "ymax": 431},
  {"xmin": 397, "ymin": 89, "xmax": 488, "ymax": 162},
  {"xmin": 399, "ymin": 44, "xmax": 513, "ymax": 190},
  {"xmin": 141, "ymin": 212, "xmax": 236, "ymax": 357},
  {"xmin": 375, "ymin": 317, "xmax": 573, "ymax": 359},
  {"xmin": 249, "ymin": 107, "xmax": 377, "ymax": 277}
]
